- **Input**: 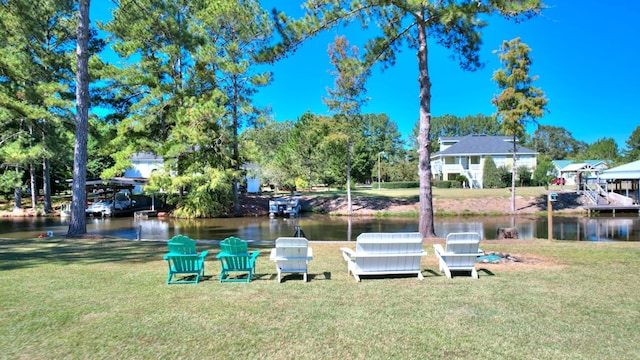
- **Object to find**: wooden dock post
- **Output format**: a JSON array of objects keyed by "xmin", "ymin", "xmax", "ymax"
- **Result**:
[{"xmin": 548, "ymin": 195, "xmax": 553, "ymax": 241}]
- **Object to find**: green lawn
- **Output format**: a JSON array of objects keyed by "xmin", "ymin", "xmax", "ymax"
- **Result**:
[
  {"xmin": 1, "ymin": 237, "xmax": 639, "ymax": 359},
  {"xmin": 308, "ymin": 185, "xmax": 556, "ymax": 200}
]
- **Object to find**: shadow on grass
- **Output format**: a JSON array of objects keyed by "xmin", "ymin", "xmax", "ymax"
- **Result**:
[
  {"xmin": 0, "ymin": 237, "xmax": 277, "ymax": 272},
  {"xmin": 0, "ymin": 237, "xmax": 167, "ymax": 271},
  {"xmin": 529, "ymin": 191, "xmax": 584, "ymax": 212}
]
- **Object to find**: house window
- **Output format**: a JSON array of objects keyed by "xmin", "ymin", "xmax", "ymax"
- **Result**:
[
  {"xmin": 445, "ymin": 157, "xmax": 456, "ymax": 165},
  {"xmin": 470, "ymin": 156, "xmax": 480, "ymax": 165}
]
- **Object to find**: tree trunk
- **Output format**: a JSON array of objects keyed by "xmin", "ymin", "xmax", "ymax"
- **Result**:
[
  {"xmin": 511, "ymin": 135, "xmax": 516, "ymax": 213},
  {"xmin": 417, "ymin": 18, "xmax": 436, "ymax": 238},
  {"xmin": 346, "ymin": 141, "xmax": 352, "ymax": 215},
  {"xmin": 68, "ymin": 0, "xmax": 90, "ymax": 236},
  {"xmin": 13, "ymin": 166, "xmax": 21, "ymax": 212},
  {"xmin": 232, "ymin": 75, "xmax": 240, "ymax": 215},
  {"xmin": 42, "ymin": 123, "xmax": 52, "ymax": 214},
  {"xmin": 29, "ymin": 124, "xmax": 37, "ymax": 210},
  {"xmin": 29, "ymin": 162, "xmax": 37, "ymax": 210},
  {"xmin": 43, "ymin": 156, "xmax": 52, "ymax": 213}
]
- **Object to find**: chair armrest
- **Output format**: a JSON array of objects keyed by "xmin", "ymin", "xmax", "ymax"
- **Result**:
[
  {"xmin": 307, "ymin": 247, "xmax": 313, "ymax": 259},
  {"xmin": 199, "ymin": 250, "xmax": 209, "ymax": 259},
  {"xmin": 340, "ymin": 247, "xmax": 356, "ymax": 262},
  {"xmin": 250, "ymin": 250, "xmax": 260, "ymax": 261},
  {"xmin": 433, "ymin": 244, "xmax": 444, "ymax": 257}
]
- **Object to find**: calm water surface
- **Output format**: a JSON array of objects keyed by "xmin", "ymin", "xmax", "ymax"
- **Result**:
[{"xmin": 1, "ymin": 214, "xmax": 639, "ymax": 242}]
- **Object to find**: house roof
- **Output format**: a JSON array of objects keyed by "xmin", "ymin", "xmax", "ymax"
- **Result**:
[
  {"xmin": 561, "ymin": 162, "xmax": 599, "ymax": 172},
  {"xmin": 553, "ymin": 159, "xmax": 608, "ymax": 170},
  {"xmin": 552, "ymin": 160, "xmax": 573, "ymax": 170},
  {"xmin": 130, "ymin": 152, "xmax": 163, "ymax": 161},
  {"xmin": 600, "ymin": 160, "xmax": 640, "ymax": 180},
  {"xmin": 432, "ymin": 135, "xmax": 537, "ymax": 157}
]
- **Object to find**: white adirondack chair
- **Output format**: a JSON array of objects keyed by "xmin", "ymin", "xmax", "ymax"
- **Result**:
[
  {"xmin": 433, "ymin": 232, "xmax": 484, "ymax": 279},
  {"xmin": 340, "ymin": 232, "xmax": 427, "ymax": 282},
  {"xmin": 269, "ymin": 237, "xmax": 313, "ymax": 282}
]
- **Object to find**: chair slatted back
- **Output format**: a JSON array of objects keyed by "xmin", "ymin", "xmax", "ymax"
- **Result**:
[
  {"xmin": 356, "ymin": 232, "xmax": 423, "ymax": 254},
  {"xmin": 444, "ymin": 232, "xmax": 481, "ymax": 253},
  {"xmin": 274, "ymin": 237, "xmax": 310, "ymax": 271},
  {"xmin": 220, "ymin": 236, "xmax": 248, "ymax": 255},
  {"xmin": 167, "ymin": 235, "xmax": 197, "ymax": 254}
]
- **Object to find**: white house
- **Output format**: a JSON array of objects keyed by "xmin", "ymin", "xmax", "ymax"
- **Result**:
[
  {"xmin": 124, "ymin": 152, "xmax": 261, "ymax": 193},
  {"xmin": 124, "ymin": 152, "xmax": 163, "ymax": 193},
  {"xmin": 430, "ymin": 135, "xmax": 538, "ymax": 188},
  {"xmin": 551, "ymin": 160, "xmax": 609, "ymax": 186}
]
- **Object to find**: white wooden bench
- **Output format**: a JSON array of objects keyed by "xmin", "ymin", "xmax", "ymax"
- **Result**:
[
  {"xmin": 269, "ymin": 237, "xmax": 313, "ymax": 282},
  {"xmin": 433, "ymin": 232, "xmax": 484, "ymax": 279},
  {"xmin": 340, "ymin": 232, "xmax": 427, "ymax": 282}
]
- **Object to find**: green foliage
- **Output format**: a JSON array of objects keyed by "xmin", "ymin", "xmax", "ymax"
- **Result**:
[
  {"xmin": 579, "ymin": 137, "xmax": 619, "ymax": 163},
  {"xmin": 295, "ymin": 177, "xmax": 309, "ymax": 192},
  {"xmin": 146, "ymin": 167, "xmax": 234, "ymax": 218},
  {"xmin": 624, "ymin": 125, "xmax": 640, "ymax": 161},
  {"xmin": 0, "ymin": 171, "xmax": 21, "ymax": 196},
  {"xmin": 455, "ymin": 175, "xmax": 468, "ymax": 187},
  {"xmin": 531, "ymin": 125, "xmax": 581, "ymax": 160},
  {"xmin": 482, "ymin": 156, "xmax": 501, "ymax": 189},
  {"xmin": 533, "ymin": 157, "xmax": 556, "ymax": 186},
  {"xmin": 516, "ymin": 166, "xmax": 532, "ymax": 187},
  {"xmin": 434, "ymin": 181, "xmax": 452, "ymax": 189},
  {"xmin": 380, "ymin": 181, "xmax": 419, "ymax": 189},
  {"xmin": 498, "ymin": 166, "xmax": 512, "ymax": 187}
]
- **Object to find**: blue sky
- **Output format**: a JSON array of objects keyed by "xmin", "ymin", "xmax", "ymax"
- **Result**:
[{"xmin": 91, "ymin": 1, "xmax": 639, "ymax": 151}]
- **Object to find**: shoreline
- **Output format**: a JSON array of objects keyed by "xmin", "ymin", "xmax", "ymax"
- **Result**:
[{"xmin": 1, "ymin": 191, "xmax": 589, "ymax": 218}]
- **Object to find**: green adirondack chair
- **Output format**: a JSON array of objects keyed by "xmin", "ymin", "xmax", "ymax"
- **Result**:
[
  {"xmin": 216, "ymin": 237, "xmax": 260, "ymax": 283},
  {"xmin": 167, "ymin": 234, "xmax": 198, "ymax": 254},
  {"xmin": 163, "ymin": 253, "xmax": 207, "ymax": 284},
  {"xmin": 164, "ymin": 235, "xmax": 209, "ymax": 284}
]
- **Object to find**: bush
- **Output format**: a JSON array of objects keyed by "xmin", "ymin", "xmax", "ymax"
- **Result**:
[
  {"xmin": 498, "ymin": 166, "xmax": 512, "ymax": 188},
  {"xmin": 483, "ymin": 156, "xmax": 502, "ymax": 188},
  {"xmin": 379, "ymin": 181, "xmax": 420, "ymax": 189},
  {"xmin": 434, "ymin": 180, "xmax": 452, "ymax": 188}
]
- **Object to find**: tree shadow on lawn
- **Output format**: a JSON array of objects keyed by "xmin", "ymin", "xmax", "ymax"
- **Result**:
[
  {"xmin": 0, "ymin": 237, "xmax": 167, "ymax": 271},
  {"xmin": 0, "ymin": 237, "xmax": 276, "ymax": 272}
]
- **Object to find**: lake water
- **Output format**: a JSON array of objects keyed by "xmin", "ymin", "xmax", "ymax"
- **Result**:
[{"xmin": 1, "ymin": 214, "xmax": 639, "ymax": 242}]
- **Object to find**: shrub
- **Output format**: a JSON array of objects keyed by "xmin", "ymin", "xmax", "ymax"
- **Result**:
[
  {"xmin": 380, "ymin": 181, "xmax": 420, "ymax": 189},
  {"xmin": 483, "ymin": 155, "xmax": 502, "ymax": 188}
]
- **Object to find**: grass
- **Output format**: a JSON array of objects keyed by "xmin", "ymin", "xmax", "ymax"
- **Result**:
[
  {"xmin": 1, "ymin": 237, "xmax": 639, "ymax": 359},
  {"xmin": 302, "ymin": 185, "xmax": 552, "ymax": 200}
]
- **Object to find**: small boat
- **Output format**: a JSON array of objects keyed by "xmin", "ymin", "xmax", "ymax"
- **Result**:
[{"xmin": 269, "ymin": 196, "xmax": 301, "ymax": 218}]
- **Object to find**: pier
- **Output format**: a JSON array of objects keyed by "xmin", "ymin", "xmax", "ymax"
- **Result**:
[{"xmin": 583, "ymin": 204, "xmax": 640, "ymax": 217}]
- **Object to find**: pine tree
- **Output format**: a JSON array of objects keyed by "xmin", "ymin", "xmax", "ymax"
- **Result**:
[
  {"xmin": 268, "ymin": 0, "xmax": 545, "ymax": 237},
  {"xmin": 323, "ymin": 36, "xmax": 369, "ymax": 215},
  {"xmin": 492, "ymin": 37, "xmax": 547, "ymax": 213}
]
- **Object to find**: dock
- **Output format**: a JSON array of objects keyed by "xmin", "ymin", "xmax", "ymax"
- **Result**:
[
  {"xmin": 583, "ymin": 205, "xmax": 640, "ymax": 217},
  {"xmin": 134, "ymin": 210, "xmax": 158, "ymax": 219}
]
